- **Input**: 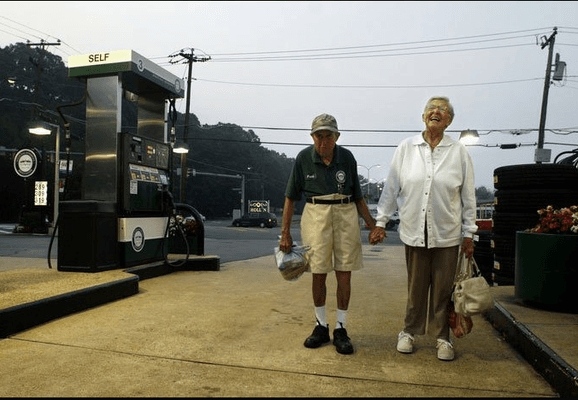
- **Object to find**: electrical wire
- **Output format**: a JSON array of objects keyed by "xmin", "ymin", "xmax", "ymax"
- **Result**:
[
  {"xmin": 209, "ymin": 27, "xmax": 552, "ymax": 58},
  {"xmin": 193, "ymin": 77, "xmax": 542, "ymax": 89},
  {"xmin": 210, "ymin": 43, "xmax": 535, "ymax": 63},
  {"xmin": 6, "ymin": 97, "xmax": 577, "ymax": 141},
  {"xmin": 554, "ymin": 148, "xmax": 578, "ymax": 166}
]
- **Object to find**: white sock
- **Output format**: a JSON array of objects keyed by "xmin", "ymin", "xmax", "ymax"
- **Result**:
[
  {"xmin": 336, "ymin": 309, "xmax": 347, "ymax": 329},
  {"xmin": 314, "ymin": 306, "xmax": 327, "ymax": 327}
]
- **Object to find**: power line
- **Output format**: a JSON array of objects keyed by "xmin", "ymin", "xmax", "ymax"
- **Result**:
[
  {"xmin": 211, "ymin": 27, "xmax": 552, "ymax": 57},
  {"xmin": 153, "ymin": 27, "xmax": 575, "ymax": 66},
  {"xmin": 0, "ymin": 16, "xmax": 82, "ymax": 57},
  {"xmin": 173, "ymin": 136, "xmax": 578, "ymax": 150},
  {"xmin": 6, "ymin": 97, "xmax": 576, "ymax": 138},
  {"xmin": 193, "ymin": 77, "xmax": 542, "ymax": 89},
  {"xmin": 211, "ymin": 43, "xmax": 534, "ymax": 63},
  {"xmin": 0, "ymin": 16, "xmax": 47, "ymax": 41},
  {"xmin": 0, "ymin": 25, "xmax": 33, "ymax": 42}
]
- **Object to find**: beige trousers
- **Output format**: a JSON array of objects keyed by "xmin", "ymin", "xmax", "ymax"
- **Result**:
[{"xmin": 403, "ymin": 244, "xmax": 460, "ymax": 340}]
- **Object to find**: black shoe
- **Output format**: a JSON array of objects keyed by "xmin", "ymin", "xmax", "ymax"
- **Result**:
[
  {"xmin": 304, "ymin": 324, "xmax": 330, "ymax": 348},
  {"xmin": 333, "ymin": 327, "xmax": 354, "ymax": 354}
]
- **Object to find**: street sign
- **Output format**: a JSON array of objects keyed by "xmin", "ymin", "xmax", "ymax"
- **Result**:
[{"xmin": 249, "ymin": 200, "xmax": 269, "ymax": 213}]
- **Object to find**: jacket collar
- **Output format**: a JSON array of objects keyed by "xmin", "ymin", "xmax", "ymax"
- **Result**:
[{"xmin": 412, "ymin": 132, "xmax": 456, "ymax": 147}]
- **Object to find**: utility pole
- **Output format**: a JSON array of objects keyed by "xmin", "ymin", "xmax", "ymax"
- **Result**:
[
  {"xmin": 169, "ymin": 48, "xmax": 211, "ymax": 203},
  {"xmin": 27, "ymin": 39, "xmax": 61, "ymax": 102},
  {"xmin": 26, "ymin": 39, "xmax": 61, "ymax": 230},
  {"xmin": 536, "ymin": 27, "xmax": 557, "ymax": 164}
]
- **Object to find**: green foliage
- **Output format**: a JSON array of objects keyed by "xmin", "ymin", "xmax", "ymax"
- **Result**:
[
  {"xmin": 475, "ymin": 186, "xmax": 495, "ymax": 202},
  {"xmin": 175, "ymin": 119, "xmax": 295, "ymax": 218}
]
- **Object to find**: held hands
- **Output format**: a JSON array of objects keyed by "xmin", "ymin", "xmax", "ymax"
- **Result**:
[{"xmin": 369, "ymin": 226, "xmax": 386, "ymax": 245}]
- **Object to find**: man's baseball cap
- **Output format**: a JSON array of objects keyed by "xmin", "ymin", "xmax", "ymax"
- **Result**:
[{"xmin": 311, "ymin": 113, "xmax": 339, "ymax": 135}]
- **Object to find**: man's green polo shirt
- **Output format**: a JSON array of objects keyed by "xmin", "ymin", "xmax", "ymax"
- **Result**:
[{"xmin": 285, "ymin": 145, "xmax": 364, "ymax": 201}]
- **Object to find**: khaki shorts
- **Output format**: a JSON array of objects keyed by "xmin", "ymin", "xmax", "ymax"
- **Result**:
[{"xmin": 301, "ymin": 194, "xmax": 363, "ymax": 274}]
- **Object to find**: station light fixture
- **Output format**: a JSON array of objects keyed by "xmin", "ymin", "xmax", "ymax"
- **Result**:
[
  {"xmin": 459, "ymin": 129, "xmax": 479, "ymax": 145},
  {"xmin": 28, "ymin": 120, "xmax": 61, "ymax": 230},
  {"xmin": 173, "ymin": 141, "xmax": 189, "ymax": 154}
]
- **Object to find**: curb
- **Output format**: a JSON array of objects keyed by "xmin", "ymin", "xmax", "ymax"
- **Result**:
[
  {"xmin": 0, "ymin": 276, "xmax": 139, "ymax": 338},
  {"xmin": 0, "ymin": 256, "xmax": 220, "ymax": 338},
  {"xmin": 126, "ymin": 256, "xmax": 220, "ymax": 280},
  {"xmin": 486, "ymin": 302, "xmax": 578, "ymax": 398}
]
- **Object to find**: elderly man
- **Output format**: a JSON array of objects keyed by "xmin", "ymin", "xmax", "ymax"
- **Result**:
[{"xmin": 279, "ymin": 113, "xmax": 380, "ymax": 355}]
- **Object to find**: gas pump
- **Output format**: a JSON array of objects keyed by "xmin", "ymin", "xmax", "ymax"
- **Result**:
[{"xmin": 57, "ymin": 50, "xmax": 184, "ymax": 272}]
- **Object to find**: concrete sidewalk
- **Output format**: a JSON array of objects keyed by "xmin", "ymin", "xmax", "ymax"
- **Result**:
[{"xmin": 0, "ymin": 245, "xmax": 574, "ymax": 397}]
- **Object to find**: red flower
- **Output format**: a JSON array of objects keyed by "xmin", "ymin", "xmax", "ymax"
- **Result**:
[{"xmin": 528, "ymin": 205, "xmax": 578, "ymax": 235}]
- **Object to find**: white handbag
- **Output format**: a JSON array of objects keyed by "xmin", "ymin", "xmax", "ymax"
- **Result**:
[{"xmin": 452, "ymin": 252, "xmax": 494, "ymax": 317}]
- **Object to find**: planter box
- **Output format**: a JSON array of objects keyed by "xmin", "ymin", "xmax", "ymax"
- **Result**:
[{"xmin": 515, "ymin": 231, "xmax": 578, "ymax": 312}]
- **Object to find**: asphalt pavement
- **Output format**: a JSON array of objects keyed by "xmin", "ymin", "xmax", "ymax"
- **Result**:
[{"xmin": 0, "ymin": 223, "xmax": 576, "ymax": 397}]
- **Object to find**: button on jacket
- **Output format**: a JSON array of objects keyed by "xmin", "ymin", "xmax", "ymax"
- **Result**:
[{"xmin": 375, "ymin": 133, "xmax": 477, "ymax": 248}]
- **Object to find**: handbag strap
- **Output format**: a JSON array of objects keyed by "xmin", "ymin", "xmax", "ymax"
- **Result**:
[
  {"xmin": 470, "ymin": 256, "xmax": 482, "ymax": 277},
  {"xmin": 454, "ymin": 251, "xmax": 468, "ymax": 284},
  {"xmin": 454, "ymin": 251, "xmax": 481, "ymax": 284}
]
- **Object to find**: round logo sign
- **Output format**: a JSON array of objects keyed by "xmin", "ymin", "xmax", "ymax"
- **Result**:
[
  {"xmin": 14, "ymin": 149, "xmax": 38, "ymax": 178},
  {"xmin": 131, "ymin": 227, "xmax": 145, "ymax": 252}
]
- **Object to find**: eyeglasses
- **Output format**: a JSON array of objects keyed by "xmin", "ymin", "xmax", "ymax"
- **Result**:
[{"xmin": 425, "ymin": 105, "xmax": 449, "ymax": 113}]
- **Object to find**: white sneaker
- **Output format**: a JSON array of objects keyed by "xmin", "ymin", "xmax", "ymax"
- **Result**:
[
  {"xmin": 397, "ymin": 330, "xmax": 414, "ymax": 354},
  {"xmin": 436, "ymin": 338, "xmax": 454, "ymax": 361}
]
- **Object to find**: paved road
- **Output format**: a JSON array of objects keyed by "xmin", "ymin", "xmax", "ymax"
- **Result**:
[{"xmin": 0, "ymin": 220, "xmax": 402, "ymax": 266}]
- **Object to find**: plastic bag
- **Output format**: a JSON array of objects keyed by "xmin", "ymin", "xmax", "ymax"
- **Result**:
[
  {"xmin": 448, "ymin": 301, "xmax": 473, "ymax": 338},
  {"xmin": 274, "ymin": 244, "xmax": 311, "ymax": 281}
]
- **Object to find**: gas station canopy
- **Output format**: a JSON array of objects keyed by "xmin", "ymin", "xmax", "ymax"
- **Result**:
[{"xmin": 68, "ymin": 49, "xmax": 184, "ymax": 98}]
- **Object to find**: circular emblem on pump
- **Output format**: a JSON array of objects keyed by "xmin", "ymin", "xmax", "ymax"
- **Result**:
[
  {"xmin": 132, "ymin": 227, "xmax": 145, "ymax": 252},
  {"xmin": 14, "ymin": 149, "xmax": 38, "ymax": 178},
  {"xmin": 336, "ymin": 170, "xmax": 346, "ymax": 184}
]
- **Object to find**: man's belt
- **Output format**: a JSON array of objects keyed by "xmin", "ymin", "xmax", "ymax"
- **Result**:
[{"xmin": 306, "ymin": 197, "xmax": 352, "ymax": 205}]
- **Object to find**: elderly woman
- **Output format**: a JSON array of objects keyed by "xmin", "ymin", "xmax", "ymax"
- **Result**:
[{"xmin": 370, "ymin": 96, "xmax": 477, "ymax": 361}]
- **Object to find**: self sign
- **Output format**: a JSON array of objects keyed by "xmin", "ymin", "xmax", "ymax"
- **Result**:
[{"xmin": 88, "ymin": 53, "xmax": 110, "ymax": 63}]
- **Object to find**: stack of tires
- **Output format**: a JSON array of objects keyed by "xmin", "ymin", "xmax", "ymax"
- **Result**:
[
  {"xmin": 474, "ymin": 228, "xmax": 494, "ymax": 285},
  {"xmin": 492, "ymin": 164, "xmax": 578, "ymax": 285}
]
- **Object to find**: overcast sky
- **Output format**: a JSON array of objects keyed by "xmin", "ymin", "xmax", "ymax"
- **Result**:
[{"xmin": 2, "ymin": 1, "xmax": 577, "ymax": 190}]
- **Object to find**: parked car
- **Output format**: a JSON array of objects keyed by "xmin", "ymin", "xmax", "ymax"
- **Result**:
[{"xmin": 232, "ymin": 212, "xmax": 278, "ymax": 228}]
